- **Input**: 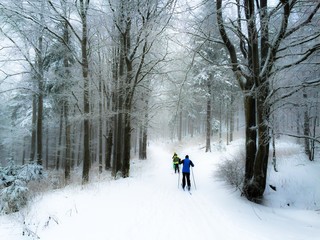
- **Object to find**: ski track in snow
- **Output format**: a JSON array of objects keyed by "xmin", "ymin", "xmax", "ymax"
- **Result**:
[{"xmin": 1, "ymin": 141, "xmax": 320, "ymax": 240}]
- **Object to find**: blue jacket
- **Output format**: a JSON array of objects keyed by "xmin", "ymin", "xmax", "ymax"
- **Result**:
[{"xmin": 181, "ymin": 157, "xmax": 194, "ymax": 173}]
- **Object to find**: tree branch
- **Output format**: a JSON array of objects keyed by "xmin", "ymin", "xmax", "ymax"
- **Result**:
[{"xmin": 275, "ymin": 132, "xmax": 320, "ymax": 144}]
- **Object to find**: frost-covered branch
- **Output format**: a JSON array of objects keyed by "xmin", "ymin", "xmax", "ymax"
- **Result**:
[
  {"xmin": 275, "ymin": 132, "xmax": 320, "ymax": 144},
  {"xmin": 268, "ymin": 78, "xmax": 320, "ymax": 105}
]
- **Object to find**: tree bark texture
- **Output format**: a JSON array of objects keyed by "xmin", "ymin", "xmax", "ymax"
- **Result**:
[
  {"xmin": 205, "ymin": 78, "xmax": 212, "ymax": 152},
  {"xmin": 30, "ymin": 95, "xmax": 37, "ymax": 162},
  {"xmin": 217, "ymin": 0, "xmax": 276, "ymax": 201},
  {"xmin": 36, "ymin": 32, "xmax": 44, "ymax": 166},
  {"xmin": 80, "ymin": 0, "xmax": 91, "ymax": 184}
]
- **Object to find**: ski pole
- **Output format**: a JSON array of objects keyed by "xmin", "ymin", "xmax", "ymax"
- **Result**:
[
  {"xmin": 178, "ymin": 166, "xmax": 180, "ymax": 188},
  {"xmin": 191, "ymin": 167, "xmax": 197, "ymax": 190}
]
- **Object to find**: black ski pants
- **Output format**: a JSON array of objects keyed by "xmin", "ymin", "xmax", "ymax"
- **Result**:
[
  {"xmin": 182, "ymin": 172, "xmax": 191, "ymax": 189},
  {"xmin": 174, "ymin": 164, "xmax": 179, "ymax": 173}
]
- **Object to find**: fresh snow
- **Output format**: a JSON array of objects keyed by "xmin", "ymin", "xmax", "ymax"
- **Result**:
[{"xmin": 1, "ymin": 139, "xmax": 320, "ymax": 240}]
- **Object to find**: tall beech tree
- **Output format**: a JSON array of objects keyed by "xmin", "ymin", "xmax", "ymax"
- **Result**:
[
  {"xmin": 48, "ymin": 0, "xmax": 91, "ymax": 183},
  {"xmin": 216, "ymin": 0, "xmax": 320, "ymax": 201},
  {"xmin": 0, "ymin": 0, "xmax": 49, "ymax": 166},
  {"xmin": 108, "ymin": 0, "xmax": 176, "ymax": 177}
]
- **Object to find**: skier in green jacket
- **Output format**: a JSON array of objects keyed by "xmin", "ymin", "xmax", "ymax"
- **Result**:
[{"xmin": 172, "ymin": 153, "xmax": 181, "ymax": 174}]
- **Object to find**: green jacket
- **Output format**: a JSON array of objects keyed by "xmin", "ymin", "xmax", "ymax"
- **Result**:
[{"xmin": 173, "ymin": 155, "xmax": 180, "ymax": 165}]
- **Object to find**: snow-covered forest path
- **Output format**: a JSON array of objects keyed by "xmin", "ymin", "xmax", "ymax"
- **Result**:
[{"xmin": 1, "ymin": 141, "xmax": 320, "ymax": 240}]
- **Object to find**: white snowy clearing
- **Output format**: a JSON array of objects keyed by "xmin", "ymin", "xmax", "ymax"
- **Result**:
[{"xmin": 1, "ymin": 138, "xmax": 320, "ymax": 240}]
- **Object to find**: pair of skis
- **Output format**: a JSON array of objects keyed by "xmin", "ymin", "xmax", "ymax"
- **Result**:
[{"xmin": 178, "ymin": 172, "xmax": 193, "ymax": 195}]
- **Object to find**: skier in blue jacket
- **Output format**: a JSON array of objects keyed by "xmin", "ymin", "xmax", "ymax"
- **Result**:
[{"xmin": 180, "ymin": 155, "xmax": 194, "ymax": 191}]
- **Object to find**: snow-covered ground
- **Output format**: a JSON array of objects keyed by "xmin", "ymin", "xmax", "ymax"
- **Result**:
[{"xmin": 1, "ymin": 139, "xmax": 320, "ymax": 240}]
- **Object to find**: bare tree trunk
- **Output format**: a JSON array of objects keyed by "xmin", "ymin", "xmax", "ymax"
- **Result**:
[
  {"xmin": 77, "ymin": 126, "xmax": 82, "ymax": 167},
  {"xmin": 226, "ymin": 103, "xmax": 229, "ymax": 145},
  {"xmin": 111, "ymin": 24, "xmax": 125, "ymax": 177},
  {"xmin": 139, "ymin": 125, "xmax": 143, "ymax": 159},
  {"xmin": 104, "ymin": 81, "xmax": 112, "ymax": 170},
  {"xmin": 112, "ymin": 54, "xmax": 124, "ymax": 177},
  {"xmin": 64, "ymin": 101, "xmax": 71, "ymax": 183},
  {"xmin": 303, "ymin": 92, "xmax": 311, "ymax": 159},
  {"xmin": 296, "ymin": 111, "xmax": 301, "ymax": 144},
  {"xmin": 219, "ymin": 100, "xmax": 222, "ymax": 144},
  {"xmin": 141, "ymin": 126, "xmax": 147, "ymax": 159},
  {"xmin": 45, "ymin": 126, "xmax": 49, "ymax": 169},
  {"xmin": 205, "ymin": 97, "xmax": 211, "ymax": 152},
  {"xmin": 56, "ymin": 107, "xmax": 63, "ymax": 170},
  {"xmin": 139, "ymin": 94, "xmax": 148, "ymax": 160},
  {"xmin": 122, "ymin": 109, "xmax": 131, "ymax": 178},
  {"xmin": 105, "ymin": 128, "xmax": 112, "ymax": 170},
  {"xmin": 62, "ymin": 7, "xmax": 71, "ymax": 183},
  {"xmin": 98, "ymin": 51, "xmax": 103, "ymax": 174},
  {"xmin": 242, "ymin": 0, "xmax": 269, "ymax": 201},
  {"xmin": 122, "ymin": 51, "xmax": 134, "ymax": 177},
  {"xmin": 178, "ymin": 110, "xmax": 182, "ymax": 141},
  {"xmin": 80, "ymin": 0, "xmax": 91, "ymax": 184},
  {"xmin": 242, "ymin": 95, "xmax": 257, "ymax": 194},
  {"xmin": 30, "ymin": 94, "xmax": 37, "ymax": 161},
  {"xmin": 229, "ymin": 95, "xmax": 235, "ymax": 143},
  {"xmin": 99, "ymin": 101, "xmax": 103, "ymax": 173},
  {"xmin": 271, "ymin": 113, "xmax": 278, "ymax": 172},
  {"xmin": 310, "ymin": 116, "xmax": 316, "ymax": 161},
  {"xmin": 36, "ymin": 82, "xmax": 43, "ymax": 165},
  {"xmin": 247, "ymin": 83, "xmax": 270, "ymax": 200},
  {"xmin": 112, "ymin": 98, "xmax": 123, "ymax": 177},
  {"xmin": 35, "ymin": 2, "xmax": 45, "ymax": 166},
  {"xmin": 22, "ymin": 136, "xmax": 27, "ymax": 165}
]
